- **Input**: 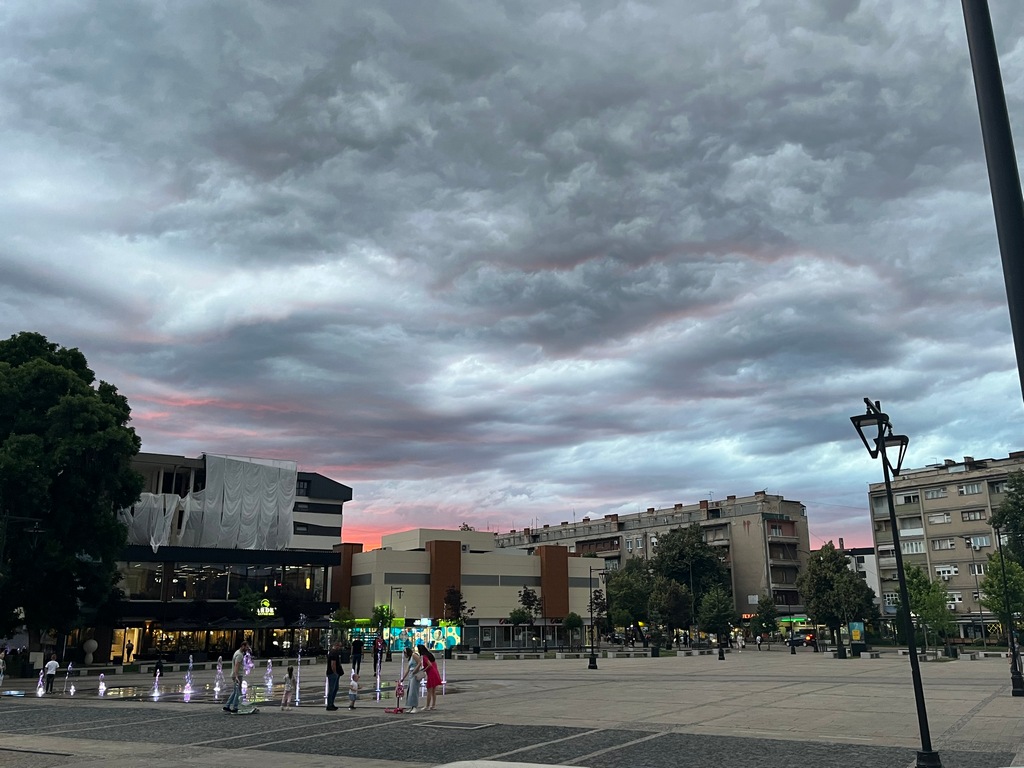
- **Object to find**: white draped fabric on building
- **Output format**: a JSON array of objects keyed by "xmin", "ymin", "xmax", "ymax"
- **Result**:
[{"xmin": 118, "ymin": 454, "xmax": 297, "ymax": 552}]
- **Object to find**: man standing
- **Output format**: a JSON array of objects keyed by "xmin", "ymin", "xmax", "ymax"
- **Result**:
[
  {"xmin": 350, "ymin": 636, "xmax": 364, "ymax": 675},
  {"xmin": 44, "ymin": 654, "xmax": 59, "ymax": 694},
  {"xmin": 223, "ymin": 639, "xmax": 249, "ymax": 713},
  {"xmin": 125, "ymin": 640, "xmax": 133, "ymax": 664},
  {"xmin": 325, "ymin": 641, "xmax": 343, "ymax": 710}
]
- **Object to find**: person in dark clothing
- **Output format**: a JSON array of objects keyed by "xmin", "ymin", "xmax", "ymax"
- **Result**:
[
  {"xmin": 350, "ymin": 637, "xmax": 364, "ymax": 675},
  {"xmin": 325, "ymin": 642, "xmax": 343, "ymax": 710}
]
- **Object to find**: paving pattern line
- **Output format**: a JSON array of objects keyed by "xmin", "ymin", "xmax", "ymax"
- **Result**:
[
  {"xmin": 935, "ymin": 684, "xmax": 1006, "ymax": 745},
  {"xmin": 233, "ymin": 716, "xmax": 406, "ymax": 750},
  {"xmin": 0, "ymin": 707, "xmax": 209, "ymax": 736},
  {"xmin": 0, "ymin": 745, "xmax": 74, "ymax": 756},
  {"xmin": 187, "ymin": 716, "xmax": 360, "ymax": 746},
  {"xmin": 562, "ymin": 730, "xmax": 669, "ymax": 766},
  {"xmin": 476, "ymin": 727, "xmax": 603, "ymax": 761}
]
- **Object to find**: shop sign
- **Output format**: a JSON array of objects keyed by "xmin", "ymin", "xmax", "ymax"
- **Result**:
[{"xmin": 257, "ymin": 599, "xmax": 276, "ymax": 617}]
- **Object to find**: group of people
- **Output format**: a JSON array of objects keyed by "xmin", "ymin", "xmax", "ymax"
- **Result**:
[{"xmin": 398, "ymin": 643, "xmax": 442, "ymax": 713}]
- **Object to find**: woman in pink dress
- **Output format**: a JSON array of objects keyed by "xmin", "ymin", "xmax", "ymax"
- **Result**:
[{"xmin": 417, "ymin": 644, "xmax": 442, "ymax": 711}]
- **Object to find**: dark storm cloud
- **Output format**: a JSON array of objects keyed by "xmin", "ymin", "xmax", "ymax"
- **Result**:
[{"xmin": 2, "ymin": 0, "xmax": 1024, "ymax": 545}]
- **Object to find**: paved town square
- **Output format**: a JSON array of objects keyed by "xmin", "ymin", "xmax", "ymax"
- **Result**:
[{"xmin": 1, "ymin": 649, "xmax": 1023, "ymax": 768}]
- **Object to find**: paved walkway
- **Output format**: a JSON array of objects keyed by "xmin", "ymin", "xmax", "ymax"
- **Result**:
[{"xmin": 1, "ymin": 648, "xmax": 1022, "ymax": 767}]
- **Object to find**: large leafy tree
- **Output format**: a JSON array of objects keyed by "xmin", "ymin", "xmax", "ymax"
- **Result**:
[
  {"xmin": 698, "ymin": 585, "xmax": 737, "ymax": 658},
  {"xmin": 517, "ymin": 586, "xmax": 542, "ymax": 625},
  {"xmin": 648, "ymin": 576, "xmax": 691, "ymax": 638},
  {"xmin": 0, "ymin": 332, "xmax": 143, "ymax": 644},
  {"xmin": 754, "ymin": 592, "xmax": 780, "ymax": 646},
  {"xmin": 443, "ymin": 585, "xmax": 476, "ymax": 626},
  {"xmin": 979, "ymin": 551, "xmax": 1024, "ymax": 638},
  {"xmin": 605, "ymin": 558, "xmax": 655, "ymax": 625},
  {"xmin": 990, "ymin": 471, "xmax": 1024, "ymax": 566},
  {"xmin": 649, "ymin": 524, "xmax": 729, "ymax": 611},
  {"xmin": 795, "ymin": 543, "xmax": 876, "ymax": 654},
  {"xmin": 903, "ymin": 566, "xmax": 955, "ymax": 652}
]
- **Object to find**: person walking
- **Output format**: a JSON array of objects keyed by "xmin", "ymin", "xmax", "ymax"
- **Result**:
[
  {"xmin": 756, "ymin": 634, "xmax": 763, "ymax": 651},
  {"xmin": 0, "ymin": 649, "xmax": 6, "ymax": 689},
  {"xmin": 400, "ymin": 646, "xmax": 422, "ymax": 713},
  {"xmin": 223, "ymin": 639, "xmax": 249, "ymax": 713},
  {"xmin": 325, "ymin": 641, "xmax": 343, "ymax": 711},
  {"xmin": 280, "ymin": 665, "xmax": 295, "ymax": 710},
  {"xmin": 124, "ymin": 640, "xmax": 133, "ymax": 664},
  {"xmin": 418, "ymin": 644, "xmax": 442, "ymax": 711},
  {"xmin": 44, "ymin": 654, "xmax": 59, "ymax": 694},
  {"xmin": 350, "ymin": 637, "xmax": 363, "ymax": 675}
]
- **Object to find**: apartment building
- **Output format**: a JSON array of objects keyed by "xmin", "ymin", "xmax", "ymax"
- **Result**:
[
  {"xmin": 492, "ymin": 492, "xmax": 811, "ymax": 619},
  {"xmin": 842, "ymin": 546, "xmax": 882, "ymax": 608},
  {"xmin": 868, "ymin": 451, "xmax": 1024, "ymax": 638}
]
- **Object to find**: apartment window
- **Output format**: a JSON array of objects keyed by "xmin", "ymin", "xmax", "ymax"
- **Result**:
[
  {"xmin": 296, "ymin": 479, "xmax": 310, "ymax": 497},
  {"xmin": 969, "ymin": 562, "xmax": 986, "ymax": 576},
  {"xmin": 901, "ymin": 540, "xmax": 925, "ymax": 555},
  {"xmin": 770, "ymin": 524, "xmax": 784, "ymax": 536},
  {"xmin": 899, "ymin": 516, "xmax": 923, "ymax": 530},
  {"xmin": 964, "ymin": 535, "xmax": 992, "ymax": 548},
  {"xmin": 990, "ymin": 480, "xmax": 1007, "ymax": 494},
  {"xmin": 924, "ymin": 487, "xmax": 948, "ymax": 500},
  {"xmin": 927, "ymin": 512, "xmax": 951, "ymax": 525},
  {"xmin": 878, "ymin": 547, "xmax": 895, "ymax": 559},
  {"xmin": 898, "ymin": 493, "xmax": 920, "ymax": 505},
  {"xmin": 875, "ymin": 520, "xmax": 891, "ymax": 533},
  {"xmin": 883, "ymin": 592, "xmax": 899, "ymax": 606},
  {"xmin": 946, "ymin": 591, "xmax": 963, "ymax": 603},
  {"xmin": 958, "ymin": 483, "xmax": 982, "ymax": 496},
  {"xmin": 635, "ymin": 537, "xmax": 643, "ymax": 550},
  {"xmin": 935, "ymin": 565, "xmax": 959, "ymax": 578},
  {"xmin": 931, "ymin": 538, "xmax": 956, "ymax": 551},
  {"xmin": 626, "ymin": 539, "xmax": 633, "ymax": 552},
  {"xmin": 961, "ymin": 510, "xmax": 986, "ymax": 522},
  {"xmin": 872, "ymin": 496, "xmax": 889, "ymax": 514}
]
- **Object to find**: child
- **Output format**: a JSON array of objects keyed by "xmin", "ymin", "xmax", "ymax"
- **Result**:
[
  {"xmin": 347, "ymin": 670, "xmax": 359, "ymax": 710},
  {"xmin": 281, "ymin": 665, "xmax": 295, "ymax": 710}
]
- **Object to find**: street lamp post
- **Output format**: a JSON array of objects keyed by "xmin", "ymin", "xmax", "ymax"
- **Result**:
[
  {"xmin": 385, "ymin": 586, "xmax": 404, "ymax": 662},
  {"xmin": 587, "ymin": 566, "xmax": 605, "ymax": 670},
  {"xmin": 962, "ymin": 536, "xmax": 987, "ymax": 648},
  {"xmin": 851, "ymin": 398, "xmax": 941, "ymax": 768},
  {"xmin": 994, "ymin": 527, "xmax": 1024, "ymax": 695}
]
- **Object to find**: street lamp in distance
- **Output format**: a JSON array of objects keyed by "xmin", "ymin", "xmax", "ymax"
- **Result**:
[
  {"xmin": 587, "ymin": 566, "xmax": 606, "ymax": 670},
  {"xmin": 961, "ymin": 536, "xmax": 987, "ymax": 648},
  {"xmin": 385, "ymin": 586, "xmax": 404, "ymax": 662},
  {"xmin": 993, "ymin": 527, "xmax": 1024, "ymax": 696},
  {"xmin": 851, "ymin": 397, "xmax": 941, "ymax": 768}
]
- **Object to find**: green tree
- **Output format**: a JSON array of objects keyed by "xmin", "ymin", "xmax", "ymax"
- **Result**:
[
  {"xmin": 588, "ymin": 588, "xmax": 609, "ymax": 646},
  {"xmin": 330, "ymin": 606, "xmax": 356, "ymax": 646},
  {"xmin": 563, "ymin": 612, "xmax": 584, "ymax": 651},
  {"xmin": 754, "ymin": 592, "xmax": 779, "ymax": 648},
  {"xmin": 649, "ymin": 524, "xmax": 729, "ymax": 613},
  {"xmin": 904, "ymin": 566, "xmax": 955, "ymax": 653},
  {"xmin": 443, "ymin": 585, "xmax": 476, "ymax": 626},
  {"xmin": 980, "ymin": 551, "xmax": 1024, "ymax": 642},
  {"xmin": 648, "ymin": 577, "xmax": 691, "ymax": 641},
  {"xmin": 518, "ymin": 586, "xmax": 542, "ymax": 625},
  {"xmin": 698, "ymin": 585, "xmax": 736, "ymax": 658},
  {"xmin": 235, "ymin": 585, "xmax": 261, "ymax": 621},
  {"xmin": 0, "ymin": 332, "xmax": 144, "ymax": 643},
  {"xmin": 991, "ymin": 471, "xmax": 1024, "ymax": 566},
  {"xmin": 796, "ymin": 543, "xmax": 876, "ymax": 656},
  {"xmin": 508, "ymin": 607, "xmax": 532, "ymax": 646},
  {"xmin": 605, "ymin": 558, "xmax": 654, "ymax": 626}
]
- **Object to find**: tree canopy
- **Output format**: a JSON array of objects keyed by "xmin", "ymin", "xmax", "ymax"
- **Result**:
[
  {"xmin": 979, "ymin": 550, "xmax": 1024, "ymax": 630},
  {"xmin": 903, "ymin": 566, "xmax": 955, "ymax": 651},
  {"xmin": 604, "ymin": 559, "xmax": 653, "ymax": 625},
  {"xmin": 649, "ymin": 523, "xmax": 729, "ymax": 609},
  {"xmin": 795, "ymin": 543, "xmax": 876, "ymax": 637},
  {"xmin": 697, "ymin": 584, "xmax": 736, "ymax": 638},
  {"xmin": 443, "ymin": 585, "xmax": 476, "ymax": 625},
  {"xmin": 0, "ymin": 332, "xmax": 143, "ymax": 642},
  {"xmin": 990, "ymin": 471, "xmax": 1024, "ymax": 566}
]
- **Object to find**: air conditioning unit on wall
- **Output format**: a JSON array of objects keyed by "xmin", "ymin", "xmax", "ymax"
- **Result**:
[
  {"xmin": 941, "ymin": 575, "xmax": 950, "ymax": 581},
  {"xmin": 461, "ymin": 544, "xmax": 470, "ymax": 553}
]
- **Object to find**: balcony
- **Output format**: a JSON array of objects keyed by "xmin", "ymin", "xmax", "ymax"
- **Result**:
[
  {"xmin": 705, "ymin": 537, "xmax": 730, "ymax": 547},
  {"xmin": 898, "ymin": 527, "xmax": 924, "ymax": 538},
  {"xmin": 878, "ymin": 557, "xmax": 897, "ymax": 568},
  {"xmin": 766, "ymin": 532, "xmax": 798, "ymax": 543}
]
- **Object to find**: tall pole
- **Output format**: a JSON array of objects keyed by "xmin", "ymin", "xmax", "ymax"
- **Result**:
[
  {"xmin": 853, "ymin": 399, "xmax": 941, "ymax": 768},
  {"xmin": 964, "ymin": 541, "xmax": 987, "ymax": 647},
  {"xmin": 961, "ymin": 0, "xmax": 1024, "ymax": 404},
  {"xmin": 588, "ymin": 566, "xmax": 598, "ymax": 670},
  {"xmin": 994, "ymin": 528, "xmax": 1024, "ymax": 695}
]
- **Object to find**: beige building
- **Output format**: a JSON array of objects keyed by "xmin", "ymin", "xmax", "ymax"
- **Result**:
[
  {"xmin": 334, "ymin": 529, "xmax": 599, "ymax": 651},
  {"xmin": 867, "ymin": 451, "xmax": 1024, "ymax": 637},
  {"xmin": 493, "ymin": 492, "xmax": 811, "ymax": 620}
]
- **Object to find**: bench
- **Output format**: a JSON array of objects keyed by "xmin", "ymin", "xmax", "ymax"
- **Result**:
[
  {"xmin": 603, "ymin": 650, "xmax": 650, "ymax": 659},
  {"xmin": 859, "ymin": 652, "xmax": 881, "ymax": 659},
  {"xmin": 978, "ymin": 651, "xmax": 1010, "ymax": 659},
  {"xmin": 493, "ymin": 652, "xmax": 543, "ymax": 661},
  {"xmin": 698, "ymin": 649, "xmax": 715, "ymax": 656},
  {"xmin": 960, "ymin": 652, "xmax": 979, "ymax": 661},
  {"xmin": 555, "ymin": 652, "xmax": 586, "ymax": 659},
  {"xmin": 452, "ymin": 653, "xmax": 477, "ymax": 661},
  {"xmin": 679, "ymin": 650, "xmax": 694, "ymax": 657}
]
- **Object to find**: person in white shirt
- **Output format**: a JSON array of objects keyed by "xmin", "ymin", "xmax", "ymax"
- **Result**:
[{"xmin": 44, "ymin": 654, "xmax": 59, "ymax": 694}]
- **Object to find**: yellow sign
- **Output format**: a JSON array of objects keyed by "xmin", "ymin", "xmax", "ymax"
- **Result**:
[{"xmin": 257, "ymin": 599, "xmax": 276, "ymax": 617}]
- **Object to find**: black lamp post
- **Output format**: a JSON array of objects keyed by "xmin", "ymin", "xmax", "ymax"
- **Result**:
[
  {"xmin": 587, "ymin": 566, "xmax": 605, "ymax": 670},
  {"xmin": 961, "ymin": 536, "xmax": 987, "ymax": 647},
  {"xmin": 385, "ymin": 586, "xmax": 404, "ymax": 662},
  {"xmin": 851, "ymin": 398, "xmax": 941, "ymax": 768},
  {"xmin": 993, "ymin": 527, "xmax": 1024, "ymax": 695}
]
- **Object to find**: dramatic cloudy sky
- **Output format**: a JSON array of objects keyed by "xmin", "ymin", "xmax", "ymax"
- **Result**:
[{"xmin": 3, "ymin": 1, "xmax": 1024, "ymax": 549}]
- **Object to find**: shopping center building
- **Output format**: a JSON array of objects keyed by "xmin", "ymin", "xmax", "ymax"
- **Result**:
[{"xmin": 78, "ymin": 452, "xmax": 353, "ymax": 664}]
